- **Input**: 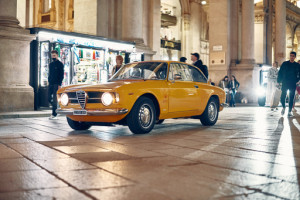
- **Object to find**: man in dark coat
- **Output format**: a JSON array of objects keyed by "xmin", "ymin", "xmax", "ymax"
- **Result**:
[
  {"xmin": 48, "ymin": 50, "xmax": 64, "ymax": 119},
  {"xmin": 277, "ymin": 51, "xmax": 300, "ymax": 117},
  {"xmin": 191, "ymin": 52, "xmax": 208, "ymax": 79}
]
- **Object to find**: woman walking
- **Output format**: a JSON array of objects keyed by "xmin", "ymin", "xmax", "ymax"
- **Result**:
[{"xmin": 266, "ymin": 62, "xmax": 279, "ymax": 107}]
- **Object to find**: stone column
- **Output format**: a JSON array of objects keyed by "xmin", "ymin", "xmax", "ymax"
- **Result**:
[
  {"xmin": 181, "ymin": 14, "xmax": 191, "ymax": 61},
  {"xmin": 230, "ymin": 0, "xmax": 239, "ymax": 66},
  {"xmin": 232, "ymin": 0, "xmax": 260, "ymax": 103},
  {"xmin": 240, "ymin": 0, "xmax": 255, "ymax": 64},
  {"xmin": 148, "ymin": 0, "xmax": 161, "ymax": 60},
  {"xmin": 208, "ymin": 0, "xmax": 230, "ymax": 83},
  {"xmin": 0, "ymin": 0, "xmax": 34, "ymax": 111},
  {"xmin": 122, "ymin": 0, "xmax": 155, "ymax": 60},
  {"xmin": 266, "ymin": 0, "xmax": 273, "ymax": 65},
  {"xmin": 275, "ymin": 0, "xmax": 286, "ymax": 65},
  {"xmin": 122, "ymin": 0, "xmax": 143, "ymax": 43}
]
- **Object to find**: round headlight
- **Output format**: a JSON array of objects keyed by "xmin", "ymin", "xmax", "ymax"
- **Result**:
[
  {"xmin": 102, "ymin": 92, "xmax": 113, "ymax": 106},
  {"xmin": 61, "ymin": 93, "xmax": 69, "ymax": 106}
]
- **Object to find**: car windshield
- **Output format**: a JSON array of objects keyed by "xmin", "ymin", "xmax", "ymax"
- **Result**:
[{"xmin": 110, "ymin": 62, "xmax": 168, "ymax": 81}]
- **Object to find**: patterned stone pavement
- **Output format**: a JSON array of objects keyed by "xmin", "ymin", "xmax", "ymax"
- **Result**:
[{"xmin": 0, "ymin": 106, "xmax": 299, "ymax": 200}]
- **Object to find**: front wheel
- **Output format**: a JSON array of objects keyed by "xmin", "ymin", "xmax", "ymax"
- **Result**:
[
  {"xmin": 127, "ymin": 97, "xmax": 156, "ymax": 134},
  {"xmin": 200, "ymin": 97, "xmax": 219, "ymax": 126},
  {"xmin": 67, "ymin": 117, "xmax": 91, "ymax": 130}
]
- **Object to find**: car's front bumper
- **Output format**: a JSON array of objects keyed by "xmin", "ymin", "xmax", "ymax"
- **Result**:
[{"xmin": 56, "ymin": 108, "xmax": 128, "ymax": 116}]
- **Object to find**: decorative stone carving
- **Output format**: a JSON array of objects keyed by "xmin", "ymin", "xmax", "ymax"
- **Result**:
[{"xmin": 255, "ymin": 14, "xmax": 265, "ymax": 23}]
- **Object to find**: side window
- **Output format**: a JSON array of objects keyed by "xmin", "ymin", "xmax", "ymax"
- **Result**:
[
  {"xmin": 169, "ymin": 63, "xmax": 193, "ymax": 81},
  {"xmin": 155, "ymin": 63, "xmax": 168, "ymax": 80},
  {"xmin": 188, "ymin": 65, "xmax": 207, "ymax": 83}
]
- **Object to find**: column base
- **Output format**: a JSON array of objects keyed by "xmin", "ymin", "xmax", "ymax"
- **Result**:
[
  {"xmin": 135, "ymin": 43, "xmax": 156, "ymax": 60},
  {"xmin": 231, "ymin": 64, "xmax": 260, "ymax": 103},
  {"xmin": 240, "ymin": 59, "xmax": 256, "ymax": 64},
  {"xmin": 0, "ymin": 85, "xmax": 34, "ymax": 112},
  {"xmin": 0, "ymin": 25, "xmax": 35, "ymax": 112}
]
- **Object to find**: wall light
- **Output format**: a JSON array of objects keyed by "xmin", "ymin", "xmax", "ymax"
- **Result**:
[{"xmin": 201, "ymin": 1, "xmax": 207, "ymax": 5}]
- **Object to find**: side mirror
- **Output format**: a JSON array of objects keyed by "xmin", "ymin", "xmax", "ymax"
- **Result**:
[{"xmin": 174, "ymin": 74, "xmax": 182, "ymax": 80}]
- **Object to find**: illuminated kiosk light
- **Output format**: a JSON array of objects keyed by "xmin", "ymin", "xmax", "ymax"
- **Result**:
[{"xmin": 37, "ymin": 31, "xmax": 135, "ymax": 52}]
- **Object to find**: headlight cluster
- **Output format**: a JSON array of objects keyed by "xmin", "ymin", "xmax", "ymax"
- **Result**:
[
  {"xmin": 102, "ymin": 92, "xmax": 113, "ymax": 106},
  {"xmin": 59, "ymin": 92, "xmax": 119, "ymax": 107},
  {"xmin": 60, "ymin": 93, "xmax": 69, "ymax": 106},
  {"xmin": 101, "ymin": 92, "xmax": 120, "ymax": 106}
]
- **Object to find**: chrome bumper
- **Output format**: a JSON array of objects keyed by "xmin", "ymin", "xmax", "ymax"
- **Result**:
[{"xmin": 56, "ymin": 108, "xmax": 128, "ymax": 116}]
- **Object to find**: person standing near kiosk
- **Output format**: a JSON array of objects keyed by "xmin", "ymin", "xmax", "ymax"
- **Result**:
[{"xmin": 48, "ymin": 50, "xmax": 64, "ymax": 119}]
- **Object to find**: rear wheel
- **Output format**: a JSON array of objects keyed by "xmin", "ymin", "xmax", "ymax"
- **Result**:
[
  {"xmin": 200, "ymin": 97, "xmax": 219, "ymax": 126},
  {"xmin": 67, "ymin": 117, "xmax": 91, "ymax": 130},
  {"xmin": 127, "ymin": 97, "xmax": 156, "ymax": 134}
]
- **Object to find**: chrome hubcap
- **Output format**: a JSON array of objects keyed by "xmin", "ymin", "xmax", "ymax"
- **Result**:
[
  {"xmin": 208, "ymin": 102, "xmax": 217, "ymax": 122},
  {"xmin": 139, "ymin": 104, "xmax": 153, "ymax": 128}
]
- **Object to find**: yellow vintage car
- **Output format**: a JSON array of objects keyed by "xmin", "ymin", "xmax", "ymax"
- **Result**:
[{"xmin": 56, "ymin": 61, "xmax": 226, "ymax": 134}]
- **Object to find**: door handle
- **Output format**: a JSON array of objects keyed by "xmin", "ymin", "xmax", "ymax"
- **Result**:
[{"xmin": 194, "ymin": 85, "xmax": 199, "ymax": 88}]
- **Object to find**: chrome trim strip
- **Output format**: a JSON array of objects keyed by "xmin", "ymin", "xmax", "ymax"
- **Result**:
[{"xmin": 56, "ymin": 108, "xmax": 128, "ymax": 116}]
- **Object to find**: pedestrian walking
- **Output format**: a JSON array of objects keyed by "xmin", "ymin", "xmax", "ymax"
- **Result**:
[
  {"xmin": 111, "ymin": 55, "xmax": 124, "ymax": 76},
  {"xmin": 219, "ymin": 75, "xmax": 230, "ymax": 103},
  {"xmin": 48, "ymin": 50, "xmax": 64, "ymax": 119},
  {"xmin": 277, "ymin": 51, "xmax": 300, "ymax": 117},
  {"xmin": 180, "ymin": 57, "xmax": 187, "ymax": 62},
  {"xmin": 191, "ymin": 53, "xmax": 208, "ymax": 79},
  {"xmin": 228, "ymin": 75, "xmax": 240, "ymax": 107},
  {"xmin": 266, "ymin": 62, "xmax": 279, "ymax": 107}
]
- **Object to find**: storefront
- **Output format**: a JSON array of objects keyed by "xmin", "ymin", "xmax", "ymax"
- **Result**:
[{"xmin": 29, "ymin": 28, "xmax": 143, "ymax": 109}]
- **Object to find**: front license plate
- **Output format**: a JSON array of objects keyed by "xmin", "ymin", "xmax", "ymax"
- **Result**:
[{"xmin": 73, "ymin": 110, "xmax": 87, "ymax": 115}]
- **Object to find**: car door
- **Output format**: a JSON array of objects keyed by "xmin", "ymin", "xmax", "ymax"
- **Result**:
[
  {"xmin": 187, "ymin": 64, "xmax": 210, "ymax": 112},
  {"xmin": 168, "ymin": 63, "xmax": 199, "ymax": 113}
]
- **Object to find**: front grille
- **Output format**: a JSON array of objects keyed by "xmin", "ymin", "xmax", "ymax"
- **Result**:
[
  {"xmin": 76, "ymin": 90, "xmax": 86, "ymax": 109},
  {"xmin": 66, "ymin": 91, "xmax": 103, "ymax": 105},
  {"xmin": 87, "ymin": 92, "xmax": 103, "ymax": 103}
]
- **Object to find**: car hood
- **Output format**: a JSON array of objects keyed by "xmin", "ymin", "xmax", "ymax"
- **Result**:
[{"xmin": 62, "ymin": 80, "xmax": 144, "ymax": 92}]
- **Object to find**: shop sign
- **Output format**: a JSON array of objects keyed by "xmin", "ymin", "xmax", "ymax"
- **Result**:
[{"xmin": 212, "ymin": 45, "xmax": 223, "ymax": 51}]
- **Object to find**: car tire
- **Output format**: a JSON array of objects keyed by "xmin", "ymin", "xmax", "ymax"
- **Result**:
[
  {"xmin": 200, "ymin": 97, "xmax": 219, "ymax": 126},
  {"xmin": 156, "ymin": 119, "xmax": 165, "ymax": 124},
  {"xmin": 127, "ymin": 97, "xmax": 156, "ymax": 134},
  {"xmin": 67, "ymin": 117, "xmax": 91, "ymax": 130}
]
